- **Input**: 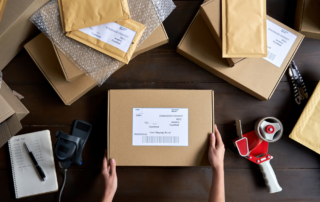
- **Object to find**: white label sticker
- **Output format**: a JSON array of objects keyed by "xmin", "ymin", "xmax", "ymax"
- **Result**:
[
  {"xmin": 263, "ymin": 20, "xmax": 297, "ymax": 68},
  {"xmin": 132, "ymin": 108, "xmax": 189, "ymax": 146},
  {"xmin": 79, "ymin": 22, "xmax": 136, "ymax": 53}
]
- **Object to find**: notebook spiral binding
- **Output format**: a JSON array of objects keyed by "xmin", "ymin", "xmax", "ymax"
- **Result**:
[{"xmin": 8, "ymin": 140, "xmax": 19, "ymax": 198}]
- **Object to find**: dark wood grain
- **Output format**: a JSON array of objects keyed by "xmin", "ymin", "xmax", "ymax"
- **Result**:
[
  {"xmin": 1, "ymin": 168, "xmax": 320, "ymax": 202},
  {"xmin": 2, "ymin": 0, "xmax": 320, "ymax": 201}
]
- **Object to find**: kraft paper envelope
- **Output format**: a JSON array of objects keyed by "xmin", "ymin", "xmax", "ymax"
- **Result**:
[
  {"xmin": 290, "ymin": 81, "xmax": 320, "ymax": 155},
  {"xmin": 0, "ymin": 0, "xmax": 7, "ymax": 22},
  {"xmin": 58, "ymin": 0, "xmax": 130, "ymax": 32},
  {"xmin": 67, "ymin": 19, "xmax": 146, "ymax": 64},
  {"xmin": 222, "ymin": 0, "xmax": 267, "ymax": 58}
]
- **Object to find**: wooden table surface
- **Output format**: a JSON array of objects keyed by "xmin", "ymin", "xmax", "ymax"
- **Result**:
[{"xmin": 1, "ymin": 0, "xmax": 320, "ymax": 201}]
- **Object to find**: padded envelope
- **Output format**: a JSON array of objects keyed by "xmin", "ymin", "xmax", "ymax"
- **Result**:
[
  {"xmin": 58, "ymin": 0, "xmax": 130, "ymax": 32},
  {"xmin": 290, "ymin": 81, "xmax": 320, "ymax": 154}
]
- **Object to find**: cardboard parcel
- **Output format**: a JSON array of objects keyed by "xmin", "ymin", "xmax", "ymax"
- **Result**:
[
  {"xmin": 295, "ymin": 0, "xmax": 320, "ymax": 40},
  {"xmin": 0, "ymin": 81, "xmax": 29, "ymax": 148},
  {"xmin": 107, "ymin": 89, "xmax": 214, "ymax": 166},
  {"xmin": 178, "ymin": 4, "xmax": 304, "ymax": 101},
  {"xmin": 0, "ymin": 0, "xmax": 50, "ymax": 71},
  {"xmin": 25, "ymin": 24, "xmax": 169, "ymax": 105}
]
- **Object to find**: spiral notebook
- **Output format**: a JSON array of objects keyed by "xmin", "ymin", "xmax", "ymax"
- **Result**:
[{"xmin": 8, "ymin": 130, "xmax": 58, "ymax": 198}]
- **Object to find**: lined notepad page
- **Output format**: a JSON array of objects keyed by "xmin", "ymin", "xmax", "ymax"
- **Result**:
[{"xmin": 8, "ymin": 130, "xmax": 58, "ymax": 198}]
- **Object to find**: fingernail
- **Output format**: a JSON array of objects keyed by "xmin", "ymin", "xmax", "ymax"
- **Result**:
[
  {"xmin": 211, "ymin": 133, "xmax": 215, "ymax": 137},
  {"xmin": 111, "ymin": 159, "xmax": 115, "ymax": 163}
]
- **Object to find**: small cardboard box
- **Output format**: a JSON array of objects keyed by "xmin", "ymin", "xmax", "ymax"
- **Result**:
[
  {"xmin": 200, "ymin": 0, "xmax": 244, "ymax": 67},
  {"xmin": 107, "ymin": 89, "xmax": 214, "ymax": 166},
  {"xmin": 295, "ymin": 0, "xmax": 320, "ymax": 40},
  {"xmin": 25, "ymin": 24, "xmax": 169, "ymax": 105},
  {"xmin": 0, "ymin": 0, "xmax": 50, "ymax": 71},
  {"xmin": 0, "ymin": 81, "xmax": 29, "ymax": 148},
  {"xmin": 177, "ymin": 11, "xmax": 304, "ymax": 101}
]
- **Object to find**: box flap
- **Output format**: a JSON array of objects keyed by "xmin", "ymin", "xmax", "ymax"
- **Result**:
[
  {"xmin": 108, "ymin": 89, "xmax": 213, "ymax": 166},
  {"xmin": 0, "ymin": 81, "xmax": 29, "ymax": 121},
  {"xmin": 177, "ymin": 13, "xmax": 304, "ymax": 100},
  {"xmin": 0, "ymin": 94, "xmax": 14, "ymax": 123},
  {"xmin": 0, "ymin": 114, "xmax": 22, "ymax": 148}
]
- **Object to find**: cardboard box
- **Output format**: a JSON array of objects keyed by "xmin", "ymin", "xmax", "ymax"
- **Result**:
[
  {"xmin": 56, "ymin": 24, "xmax": 169, "ymax": 82},
  {"xmin": 177, "ymin": 11, "xmax": 304, "ymax": 101},
  {"xmin": 200, "ymin": 0, "xmax": 244, "ymax": 67},
  {"xmin": 0, "ymin": 81, "xmax": 29, "ymax": 148},
  {"xmin": 295, "ymin": 0, "xmax": 320, "ymax": 40},
  {"xmin": 107, "ymin": 89, "xmax": 214, "ymax": 166},
  {"xmin": 0, "ymin": 0, "xmax": 50, "ymax": 71},
  {"xmin": 25, "ymin": 24, "xmax": 169, "ymax": 105}
]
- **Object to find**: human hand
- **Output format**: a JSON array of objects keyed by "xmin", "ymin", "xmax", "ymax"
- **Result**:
[
  {"xmin": 208, "ymin": 125, "xmax": 225, "ymax": 171},
  {"xmin": 101, "ymin": 150, "xmax": 117, "ymax": 202}
]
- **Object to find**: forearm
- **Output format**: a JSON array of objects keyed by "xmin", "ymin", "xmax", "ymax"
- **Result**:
[{"xmin": 208, "ymin": 167, "xmax": 225, "ymax": 202}]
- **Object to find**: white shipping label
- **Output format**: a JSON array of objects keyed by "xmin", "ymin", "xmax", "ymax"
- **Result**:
[
  {"xmin": 132, "ymin": 108, "xmax": 189, "ymax": 146},
  {"xmin": 79, "ymin": 22, "xmax": 137, "ymax": 53},
  {"xmin": 263, "ymin": 20, "xmax": 297, "ymax": 68}
]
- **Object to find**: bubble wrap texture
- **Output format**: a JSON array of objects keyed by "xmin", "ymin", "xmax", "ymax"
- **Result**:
[{"xmin": 30, "ymin": 0, "xmax": 175, "ymax": 85}]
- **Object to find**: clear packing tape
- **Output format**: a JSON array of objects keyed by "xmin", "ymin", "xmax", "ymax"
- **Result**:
[{"xmin": 30, "ymin": 0, "xmax": 175, "ymax": 85}]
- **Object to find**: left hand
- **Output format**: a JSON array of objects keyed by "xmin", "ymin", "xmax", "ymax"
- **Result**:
[{"xmin": 101, "ymin": 150, "xmax": 118, "ymax": 202}]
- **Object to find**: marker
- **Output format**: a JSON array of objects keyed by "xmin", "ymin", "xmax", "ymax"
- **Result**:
[{"xmin": 25, "ymin": 142, "xmax": 46, "ymax": 181}]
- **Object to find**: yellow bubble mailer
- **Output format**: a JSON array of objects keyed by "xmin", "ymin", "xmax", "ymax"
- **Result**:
[
  {"xmin": 290, "ymin": 81, "xmax": 320, "ymax": 155},
  {"xmin": 66, "ymin": 19, "xmax": 146, "ymax": 64},
  {"xmin": 222, "ymin": 0, "xmax": 267, "ymax": 58},
  {"xmin": 58, "ymin": 0, "xmax": 130, "ymax": 32},
  {"xmin": 0, "ymin": 0, "xmax": 7, "ymax": 22}
]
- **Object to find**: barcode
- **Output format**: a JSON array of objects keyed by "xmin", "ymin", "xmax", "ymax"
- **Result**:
[
  {"xmin": 142, "ymin": 136, "xmax": 179, "ymax": 143},
  {"xmin": 267, "ymin": 51, "xmax": 276, "ymax": 61}
]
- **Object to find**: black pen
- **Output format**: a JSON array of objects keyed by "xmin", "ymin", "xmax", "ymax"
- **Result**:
[{"xmin": 25, "ymin": 142, "xmax": 46, "ymax": 181}]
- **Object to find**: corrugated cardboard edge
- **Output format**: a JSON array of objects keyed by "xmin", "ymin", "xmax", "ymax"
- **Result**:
[
  {"xmin": 107, "ymin": 90, "xmax": 111, "ymax": 160},
  {"xmin": 0, "ymin": 0, "xmax": 49, "ymax": 71},
  {"xmin": 177, "ymin": 13, "xmax": 305, "ymax": 101},
  {"xmin": 294, "ymin": 0, "xmax": 304, "ymax": 31},
  {"xmin": 289, "ymin": 81, "xmax": 320, "ymax": 155},
  {"xmin": 200, "ymin": 0, "xmax": 245, "ymax": 67}
]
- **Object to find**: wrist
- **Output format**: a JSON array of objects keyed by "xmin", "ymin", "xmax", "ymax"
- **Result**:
[
  {"xmin": 102, "ymin": 191, "xmax": 115, "ymax": 202},
  {"xmin": 212, "ymin": 165, "xmax": 224, "ymax": 174}
]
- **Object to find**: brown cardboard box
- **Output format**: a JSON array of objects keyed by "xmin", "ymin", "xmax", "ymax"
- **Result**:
[
  {"xmin": 107, "ymin": 89, "xmax": 214, "ymax": 166},
  {"xmin": 0, "ymin": 0, "xmax": 50, "ymax": 71},
  {"xmin": 56, "ymin": 24, "xmax": 169, "ymax": 82},
  {"xmin": 0, "ymin": 81, "xmax": 29, "ymax": 148},
  {"xmin": 25, "ymin": 24, "xmax": 169, "ymax": 105},
  {"xmin": 200, "ymin": 0, "xmax": 244, "ymax": 67},
  {"xmin": 295, "ymin": 0, "xmax": 320, "ymax": 39},
  {"xmin": 177, "ymin": 12, "xmax": 304, "ymax": 101}
]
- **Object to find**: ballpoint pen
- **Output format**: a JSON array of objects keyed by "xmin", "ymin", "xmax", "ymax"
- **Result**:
[{"xmin": 25, "ymin": 142, "xmax": 46, "ymax": 181}]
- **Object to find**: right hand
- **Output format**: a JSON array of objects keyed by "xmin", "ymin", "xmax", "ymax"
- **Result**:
[{"xmin": 208, "ymin": 125, "xmax": 225, "ymax": 171}]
